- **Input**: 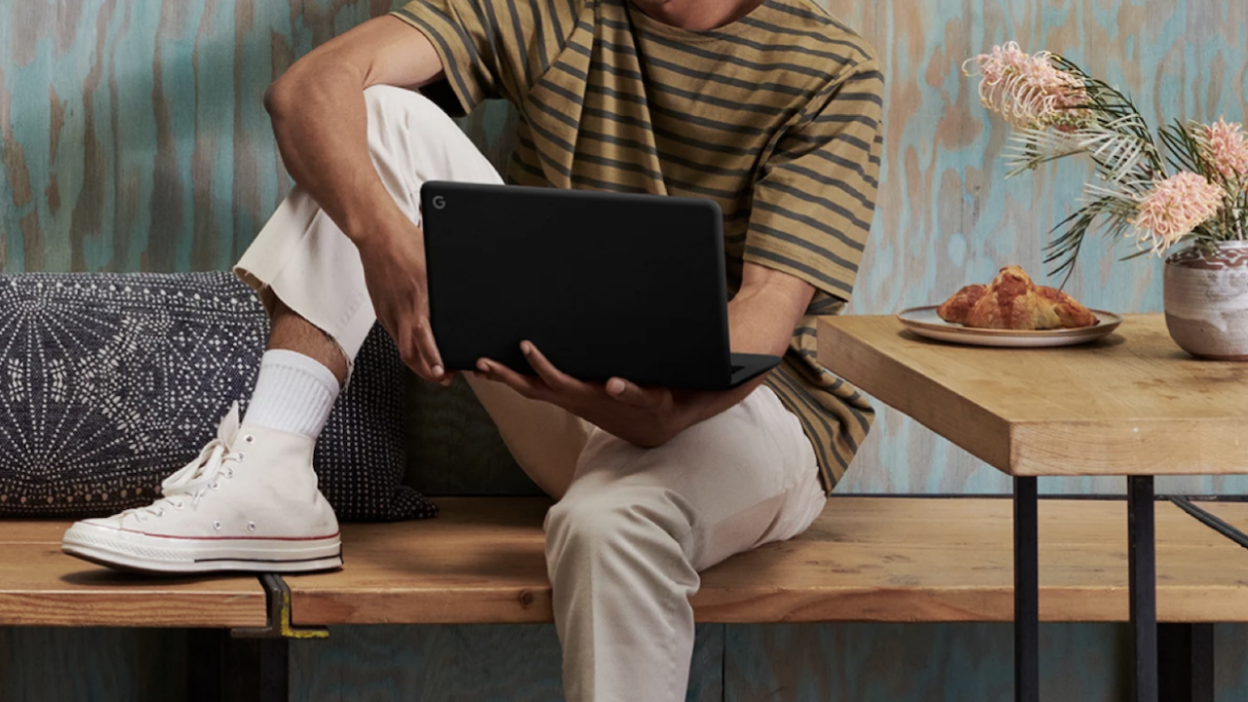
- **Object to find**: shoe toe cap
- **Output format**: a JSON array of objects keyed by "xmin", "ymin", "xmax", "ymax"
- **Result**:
[{"xmin": 64, "ymin": 515, "xmax": 126, "ymax": 540}]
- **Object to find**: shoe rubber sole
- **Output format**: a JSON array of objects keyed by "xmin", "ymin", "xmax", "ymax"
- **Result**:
[{"xmin": 61, "ymin": 522, "xmax": 343, "ymax": 574}]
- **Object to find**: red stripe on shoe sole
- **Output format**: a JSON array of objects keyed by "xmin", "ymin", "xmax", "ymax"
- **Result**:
[{"xmin": 114, "ymin": 528, "xmax": 341, "ymax": 541}]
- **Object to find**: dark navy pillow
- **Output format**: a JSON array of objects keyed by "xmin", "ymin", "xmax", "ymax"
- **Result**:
[{"xmin": 0, "ymin": 272, "xmax": 436, "ymax": 521}]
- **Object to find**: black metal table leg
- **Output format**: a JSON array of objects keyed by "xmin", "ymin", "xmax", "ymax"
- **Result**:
[
  {"xmin": 1014, "ymin": 476, "xmax": 1039, "ymax": 702},
  {"xmin": 1129, "ymin": 476, "xmax": 1159, "ymax": 702},
  {"xmin": 1159, "ymin": 623, "xmax": 1214, "ymax": 702}
]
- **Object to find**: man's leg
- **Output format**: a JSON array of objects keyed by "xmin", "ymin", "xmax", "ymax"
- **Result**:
[
  {"xmin": 543, "ymin": 385, "xmax": 828, "ymax": 702},
  {"xmin": 63, "ymin": 84, "xmax": 592, "ymax": 572},
  {"xmin": 234, "ymin": 85, "xmax": 593, "ymax": 500},
  {"xmin": 266, "ymin": 296, "xmax": 349, "ymax": 385},
  {"xmin": 464, "ymin": 373, "xmax": 594, "ymax": 499}
]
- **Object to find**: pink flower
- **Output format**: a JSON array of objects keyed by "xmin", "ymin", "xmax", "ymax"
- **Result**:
[
  {"xmin": 1131, "ymin": 172, "xmax": 1225, "ymax": 254},
  {"xmin": 1197, "ymin": 117, "xmax": 1248, "ymax": 183},
  {"xmin": 963, "ymin": 41, "xmax": 1088, "ymax": 129}
]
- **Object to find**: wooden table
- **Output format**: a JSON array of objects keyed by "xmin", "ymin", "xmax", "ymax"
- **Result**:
[{"xmin": 819, "ymin": 314, "xmax": 1248, "ymax": 702}]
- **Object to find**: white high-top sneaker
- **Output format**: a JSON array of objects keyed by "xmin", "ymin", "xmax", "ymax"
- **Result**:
[{"xmin": 62, "ymin": 403, "xmax": 342, "ymax": 574}]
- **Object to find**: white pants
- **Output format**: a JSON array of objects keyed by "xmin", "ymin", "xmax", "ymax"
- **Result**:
[{"xmin": 236, "ymin": 85, "xmax": 829, "ymax": 702}]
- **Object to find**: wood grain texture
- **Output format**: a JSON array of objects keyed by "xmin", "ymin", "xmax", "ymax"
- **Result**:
[
  {"xmin": 286, "ymin": 498, "xmax": 556, "ymax": 625},
  {"xmin": 284, "ymin": 496, "xmax": 1248, "ymax": 626},
  {"xmin": 289, "ymin": 623, "xmax": 723, "ymax": 702},
  {"xmin": 820, "ymin": 314, "xmax": 1248, "ymax": 476},
  {"xmin": 0, "ymin": 520, "xmax": 267, "ymax": 628},
  {"xmin": 1190, "ymin": 502, "xmax": 1248, "ymax": 535},
  {"xmin": 0, "ymin": 0, "xmax": 509, "ymax": 275},
  {"xmin": 689, "ymin": 497, "xmax": 1248, "ymax": 623}
]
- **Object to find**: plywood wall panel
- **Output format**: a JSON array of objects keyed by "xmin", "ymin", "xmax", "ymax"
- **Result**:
[
  {"xmin": 0, "ymin": 0, "xmax": 392, "ymax": 275},
  {"xmin": 824, "ymin": 0, "xmax": 1248, "ymax": 495},
  {"xmin": 3, "ymin": 0, "xmax": 1245, "ymax": 495}
]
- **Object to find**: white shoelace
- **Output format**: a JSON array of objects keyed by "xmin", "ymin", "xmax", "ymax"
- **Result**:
[{"xmin": 123, "ymin": 439, "xmax": 241, "ymax": 521}]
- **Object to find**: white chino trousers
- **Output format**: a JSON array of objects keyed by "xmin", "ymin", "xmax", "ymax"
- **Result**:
[{"xmin": 235, "ymin": 85, "xmax": 829, "ymax": 702}]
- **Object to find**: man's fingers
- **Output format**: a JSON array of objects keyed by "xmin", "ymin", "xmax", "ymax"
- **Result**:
[
  {"xmin": 411, "ymin": 317, "xmax": 450, "ymax": 385},
  {"xmin": 477, "ymin": 358, "xmax": 548, "ymax": 400},
  {"xmin": 393, "ymin": 319, "xmax": 447, "ymax": 386},
  {"xmin": 605, "ymin": 377, "xmax": 660, "ymax": 407},
  {"xmin": 393, "ymin": 320, "xmax": 432, "ymax": 378},
  {"xmin": 520, "ymin": 341, "xmax": 580, "ymax": 392}
]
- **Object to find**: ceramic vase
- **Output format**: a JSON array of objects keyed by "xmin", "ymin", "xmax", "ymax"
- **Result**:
[{"xmin": 1164, "ymin": 240, "xmax": 1248, "ymax": 360}]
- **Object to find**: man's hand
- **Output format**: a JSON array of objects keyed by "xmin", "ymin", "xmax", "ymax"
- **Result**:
[
  {"xmin": 475, "ymin": 263, "xmax": 818, "ymax": 448},
  {"xmin": 475, "ymin": 341, "xmax": 692, "ymax": 448},
  {"xmin": 357, "ymin": 216, "xmax": 451, "ymax": 386},
  {"xmin": 263, "ymin": 17, "xmax": 452, "ymax": 385}
]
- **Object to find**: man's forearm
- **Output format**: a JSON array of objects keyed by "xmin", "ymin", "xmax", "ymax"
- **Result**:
[
  {"xmin": 673, "ymin": 277, "xmax": 815, "ymax": 430},
  {"xmin": 263, "ymin": 16, "xmax": 447, "ymax": 248},
  {"xmin": 265, "ymin": 64, "xmax": 406, "ymax": 246}
]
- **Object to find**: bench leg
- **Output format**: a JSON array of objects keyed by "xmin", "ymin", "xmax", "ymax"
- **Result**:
[
  {"xmin": 187, "ymin": 628, "xmax": 290, "ymax": 702},
  {"xmin": 1159, "ymin": 623, "xmax": 1215, "ymax": 702},
  {"xmin": 1129, "ymin": 475, "xmax": 1158, "ymax": 702},
  {"xmin": 1014, "ymin": 476, "xmax": 1039, "ymax": 702}
]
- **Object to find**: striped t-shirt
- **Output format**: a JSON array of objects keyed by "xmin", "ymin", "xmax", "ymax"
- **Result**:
[{"xmin": 393, "ymin": 0, "xmax": 883, "ymax": 493}]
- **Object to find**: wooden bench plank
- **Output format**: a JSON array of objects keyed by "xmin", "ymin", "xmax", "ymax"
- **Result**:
[
  {"xmin": 284, "ymin": 497, "xmax": 1248, "ymax": 626},
  {"xmin": 0, "ymin": 519, "xmax": 83, "ymax": 545},
  {"xmin": 0, "ymin": 521, "xmax": 269, "ymax": 628},
  {"xmin": 1187, "ymin": 501, "xmax": 1248, "ymax": 543},
  {"xmin": 287, "ymin": 498, "xmax": 555, "ymax": 625}
]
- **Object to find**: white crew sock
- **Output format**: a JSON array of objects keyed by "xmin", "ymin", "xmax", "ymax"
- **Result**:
[{"xmin": 242, "ymin": 350, "xmax": 341, "ymax": 439}]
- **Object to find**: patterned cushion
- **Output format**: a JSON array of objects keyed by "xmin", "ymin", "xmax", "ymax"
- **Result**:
[{"xmin": 0, "ymin": 272, "xmax": 436, "ymax": 521}]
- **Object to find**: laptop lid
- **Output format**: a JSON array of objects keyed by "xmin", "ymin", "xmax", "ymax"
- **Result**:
[{"xmin": 420, "ymin": 182, "xmax": 732, "ymax": 390}]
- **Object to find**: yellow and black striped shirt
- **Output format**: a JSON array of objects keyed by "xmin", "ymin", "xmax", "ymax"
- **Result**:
[{"xmin": 393, "ymin": 0, "xmax": 883, "ymax": 493}]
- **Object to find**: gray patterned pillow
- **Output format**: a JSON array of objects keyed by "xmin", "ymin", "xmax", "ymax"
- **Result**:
[{"xmin": 0, "ymin": 272, "xmax": 436, "ymax": 521}]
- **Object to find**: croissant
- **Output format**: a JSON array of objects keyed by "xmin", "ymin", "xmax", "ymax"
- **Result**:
[{"xmin": 938, "ymin": 265, "xmax": 1098, "ymax": 330}]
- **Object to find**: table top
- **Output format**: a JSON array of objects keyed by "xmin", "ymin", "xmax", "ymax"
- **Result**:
[{"xmin": 818, "ymin": 314, "xmax": 1248, "ymax": 477}]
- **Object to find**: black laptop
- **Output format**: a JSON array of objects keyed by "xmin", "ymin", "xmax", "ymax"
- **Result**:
[{"xmin": 419, "ymin": 182, "xmax": 781, "ymax": 391}]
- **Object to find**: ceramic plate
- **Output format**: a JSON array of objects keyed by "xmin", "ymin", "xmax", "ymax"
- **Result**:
[{"xmin": 896, "ymin": 306, "xmax": 1123, "ymax": 348}]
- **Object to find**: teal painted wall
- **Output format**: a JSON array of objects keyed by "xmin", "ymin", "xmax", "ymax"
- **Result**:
[
  {"xmin": 829, "ymin": 0, "xmax": 1248, "ymax": 499},
  {"xmin": 3, "ymin": 0, "xmax": 1248, "ymax": 700},
  {"xmin": 4, "ymin": 0, "xmax": 1247, "ymax": 495}
]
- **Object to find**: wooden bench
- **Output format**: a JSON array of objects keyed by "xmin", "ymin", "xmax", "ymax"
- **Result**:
[
  {"xmin": 4, "ymin": 496, "xmax": 1248, "ymax": 701},
  {"xmin": 0, "ymin": 520, "xmax": 268, "ymax": 629},
  {"xmin": 282, "ymin": 497, "xmax": 1248, "ymax": 626}
]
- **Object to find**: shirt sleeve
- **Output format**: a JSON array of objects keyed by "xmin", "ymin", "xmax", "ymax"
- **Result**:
[
  {"xmin": 743, "ymin": 63, "xmax": 885, "ymax": 304},
  {"xmin": 391, "ymin": 0, "xmax": 577, "ymax": 116}
]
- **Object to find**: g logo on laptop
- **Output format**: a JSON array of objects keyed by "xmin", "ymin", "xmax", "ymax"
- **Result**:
[{"xmin": 431, "ymin": 195, "xmax": 447, "ymax": 210}]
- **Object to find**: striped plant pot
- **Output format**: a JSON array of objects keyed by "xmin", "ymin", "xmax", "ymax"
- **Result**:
[{"xmin": 1164, "ymin": 240, "xmax": 1248, "ymax": 360}]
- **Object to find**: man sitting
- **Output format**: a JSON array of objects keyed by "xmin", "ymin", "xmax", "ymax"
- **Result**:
[{"xmin": 63, "ymin": 1, "xmax": 883, "ymax": 699}]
